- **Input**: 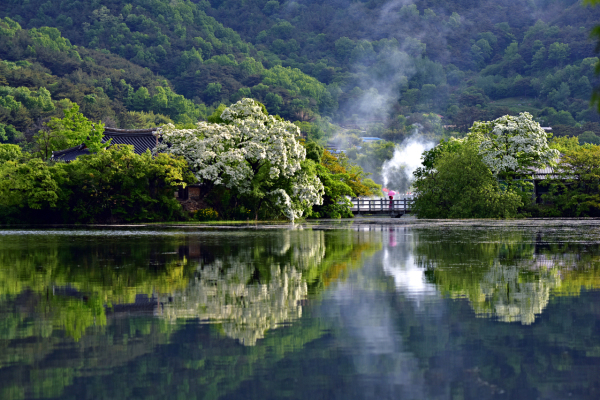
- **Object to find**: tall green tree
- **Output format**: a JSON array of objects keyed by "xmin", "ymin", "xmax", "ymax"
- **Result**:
[
  {"xmin": 412, "ymin": 137, "xmax": 522, "ymax": 218},
  {"xmin": 34, "ymin": 103, "xmax": 106, "ymax": 160}
]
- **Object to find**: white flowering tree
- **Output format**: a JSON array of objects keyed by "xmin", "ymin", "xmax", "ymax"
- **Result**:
[
  {"xmin": 469, "ymin": 112, "xmax": 559, "ymax": 178},
  {"xmin": 155, "ymin": 98, "xmax": 323, "ymax": 220}
]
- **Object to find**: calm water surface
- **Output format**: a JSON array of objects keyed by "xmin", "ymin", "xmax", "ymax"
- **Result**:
[{"xmin": 2, "ymin": 222, "xmax": 600, "ymax": 399}]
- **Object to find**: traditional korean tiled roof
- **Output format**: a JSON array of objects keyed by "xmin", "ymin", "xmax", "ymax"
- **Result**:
[
  {"xmin": 525, "ymin": 160, "xmax": 562, "ymax": 180},
  {"xmin": 104, "ymin": 127, "xmax": 160, "ymax": 155},
  {"xmin": 52, "ymin": 127, "xmax": 161, "ymax": 161},
  {"xmin": 51, "ymin": 144, "xmax": 90, "ymax": 162},
  {"xmin": 531, "ymin": 165, "xmax": 555, "ymax": 179}
]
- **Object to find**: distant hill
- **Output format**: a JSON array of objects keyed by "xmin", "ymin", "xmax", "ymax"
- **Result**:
[{"xmin": 1, "ymin": 0, "xmax": 600, "ymax": 144}]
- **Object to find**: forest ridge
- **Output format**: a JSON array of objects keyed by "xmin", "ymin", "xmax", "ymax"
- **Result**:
[{"xmin": 0, "ymin": 0, "xmax": 599, "ymax": 145}]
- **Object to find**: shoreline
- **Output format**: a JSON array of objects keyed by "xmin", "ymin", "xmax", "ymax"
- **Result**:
[{"xmin": 4, "ymin": 217, "xmax": 600, "ymax": 230}]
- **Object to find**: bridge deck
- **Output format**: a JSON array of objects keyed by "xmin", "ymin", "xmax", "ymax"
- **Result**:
[{"xmin": 350, "ymin": 198, "xmax": 414, "ymax": 215}]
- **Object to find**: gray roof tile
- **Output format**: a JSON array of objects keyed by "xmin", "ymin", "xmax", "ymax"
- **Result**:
[{"xmin": 52, "ymin": 129, "xmax": 161, "ymax": 161}]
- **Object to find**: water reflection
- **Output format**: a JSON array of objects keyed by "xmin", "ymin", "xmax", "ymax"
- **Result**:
[
  {"xmin": 0, "ymin": 228, "xmax": 382, "ymax": 400},
  {"xmin": 0, "ymin": 229, "xmax": 380, "ymax": 344},
  {"xmin": 3, "ymin": 225, "xmax": 600, "ymax": 399},
  {"xmin": 389, "ymin": 227, "xmax": 600, "ymax": 324},
  {"xmin": 382, "ymin": 227, "xmax": 438, "ymax": 299},
  {"xmin": 310, "ymin": 224, "xmax": 600, "ymax": 400},
  {"xmin": 160, "ymin": 230, "xmax": 381, "ymax": 345}
]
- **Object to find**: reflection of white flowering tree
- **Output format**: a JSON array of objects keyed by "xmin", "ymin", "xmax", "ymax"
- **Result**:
[
  {"xmin": 472, "ymin": 262, "xmax": 561, "ymax": 325},
  {"xmin": 469, "ymin": 112, "xmax": 559, "ymax": 178},
  {"xmin": 156, "ymin": 98, "xmax": 323, "ymax": 220},
  {"xmin": 160, "ymin": 231, "xmax": 327, "ymax": 345},
  {"xmin": 413, "ymin": 229, "xmax": 566, "ymax": 325},
  {"xmin": 163, "ymin": 261, "xmax": 308, "ymax": 345}
]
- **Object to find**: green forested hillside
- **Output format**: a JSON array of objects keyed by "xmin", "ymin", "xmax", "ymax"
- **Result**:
[
  {"xmin": 205, "ymin": 0, "xmax": 600, "ymax": 135},
  {"xmin": 0, "ymin": 0, "xmax": 599, "ymax": 145},
  {"xmin": 0, "ymin": 18, "xmax": 205, "ymax": 142}
]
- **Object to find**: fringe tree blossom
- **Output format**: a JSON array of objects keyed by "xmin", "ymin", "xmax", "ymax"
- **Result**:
[
  {"xmin": 469, "ymin": 112, "xmax": 559, "ymax": 176},
  {"xmin": 156, "ymin": 98, "xmax": 323, "ymax": 220},
  {"xmin": 159, "ymin": 230, "xmax": 327, "ymax": 345}
]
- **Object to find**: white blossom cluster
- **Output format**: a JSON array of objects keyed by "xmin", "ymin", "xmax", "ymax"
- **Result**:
[
  {"xmin": 471, "ymin": 262, "xmax": 561, "ymax": 325},
  {"xmin": 158, "ymin": 231, "xmax": 327, "ymax": 345},
  {"xmin": 470, "ymin": 112, "xmax": 559, "ymax": 175},
  {"xmin": 155, "ymin": 98, "xmax": 323, "ymax": 220},
  {"xmin": 160, "ymin": 261, "xmax": 307, "ymax": 345}
]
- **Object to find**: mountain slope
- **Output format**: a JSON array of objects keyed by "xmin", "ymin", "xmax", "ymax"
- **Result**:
[{"xmin": 1, "ymin": 0, "xmax": 600, "ymax": 144}]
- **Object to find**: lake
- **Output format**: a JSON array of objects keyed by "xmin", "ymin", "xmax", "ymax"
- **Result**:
[{"xmin": 1, "ymin": 221, "xmax": 600, "ymax": 399}]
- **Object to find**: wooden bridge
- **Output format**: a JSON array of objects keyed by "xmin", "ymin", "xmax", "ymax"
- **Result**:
[{"xmin": 350, "ymin": 198, "xmax": 414, "ymax": 216}]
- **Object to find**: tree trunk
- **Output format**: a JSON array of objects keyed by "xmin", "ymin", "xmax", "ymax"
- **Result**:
[{"xmin": 255, "ymin": 199, "xmax": 264, "ymax": 221}]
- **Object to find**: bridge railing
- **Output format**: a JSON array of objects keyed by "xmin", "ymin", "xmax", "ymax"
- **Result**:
[{"xmin": 349, "ymin": 198, "xmax": 414, "ymax": 213}]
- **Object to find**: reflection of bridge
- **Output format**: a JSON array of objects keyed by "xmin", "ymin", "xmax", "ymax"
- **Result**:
[{"xmin": 350, "ymin": 198, "xmax": 414, "ymax": 216}]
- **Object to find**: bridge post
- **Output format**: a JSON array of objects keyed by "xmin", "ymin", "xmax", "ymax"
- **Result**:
[{"xmin": 404, "ymin": 198, "xmax": 407, "ymax": 214}]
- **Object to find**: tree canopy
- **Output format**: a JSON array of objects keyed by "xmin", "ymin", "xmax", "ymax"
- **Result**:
[
  {"xmin": 157, "ymin": 98, "xmax": 324, "ymax": 220},
  {"xmin": 470, "ymin": 112, "xmax": 559, "ymax": 177}
]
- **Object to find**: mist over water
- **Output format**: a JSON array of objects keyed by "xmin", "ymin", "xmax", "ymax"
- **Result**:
[{"xmin": 381, "ymin": 129, "xmax": 436, "ymax": 193}]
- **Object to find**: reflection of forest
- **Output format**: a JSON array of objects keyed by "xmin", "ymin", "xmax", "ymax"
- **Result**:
[
  {"xmin": 0, "ymin": 233, "xmax": 194, "ymax": 341},
  {"xmin": 0, "ymin": 230, "xmax": 380, "ymax": 342},
  {"xmin": 5, "ymin": 227, "xmax": 600, "ymax": 399},
  {"xmin": 0, "ymin": 229, "xmax": 381, "ymax": 400},
  {"xmin": 413, "ymin": 228, "xmax": 600, "ymax": 324},
  {"xmin": 160, "ymin": 230, "xmax": 381, "ymax": 344}
]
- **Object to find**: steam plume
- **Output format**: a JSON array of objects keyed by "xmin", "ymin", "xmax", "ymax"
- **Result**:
[{"xmin": 381, "ymin": 126, "xmax": 435, "ymax": 193}]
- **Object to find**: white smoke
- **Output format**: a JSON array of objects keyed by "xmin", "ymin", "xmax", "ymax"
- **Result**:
[
  {"xmin": 348, "ymin": 48, "xmax": 415, "ymax": 120},
  {"xmin": 381, "ymin": 126, "xmax": 436, "ymax": 193}
]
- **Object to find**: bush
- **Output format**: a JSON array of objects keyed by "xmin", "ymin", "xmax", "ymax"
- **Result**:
[
  {"xmin": 194, "ymin": 208, "xmax": 219, "ymax": 221},
  {"xmin": 0, "ymin": 145, "xmax": 195, "ymax": 223},
  {"xmin": 309, "ymin": 201, "xmax": 353, "ymax": 219},
  {"xmin": 540, "ymin": 145, "xmax": 600, "ymax": 217},
  {"xmin": 578, "ymin": 131, "xmax": 600, "ymax": 145}
]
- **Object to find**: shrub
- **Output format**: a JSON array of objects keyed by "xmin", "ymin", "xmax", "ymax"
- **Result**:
[{"xmin": 194, "ymin": 208, "xmax": 219, "ymax": 221}]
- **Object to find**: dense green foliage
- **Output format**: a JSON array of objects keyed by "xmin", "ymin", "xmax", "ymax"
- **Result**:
[
  {"xmin": 536, "ymin": 140, "xmax": 600, "ymax": 216},
  {"xmin": 412, "ymin": 137, "xmax": 522, "ymax": 218},
  {"xmin": 0, "ymin": 0, "xmax": 599, "ymax": 219},
  {"xmin": 412, "ymin": 112, "xmax": 600, "ymax": 218},
  {"xmin": 0, "ymin": 144, "xmax": 195, "ymax": 223},
  {"xmin": 0, "ymin": 17, "xmax": 206, "ymax": 138},
  {"xmin": 309, "ymin": 146, "xmax": 381, "ymax": 218},
  {"xmin": 0, "ymin": 98, "xmax": 374, "ymax": 223},
  {"xmin": 0, "ymin": 6, "xmax": 331, "ymax": 142},
  {"xmin": 34, "ymin": 103, "xmax": 106, "ymax": 159},
  {"xmin": 205, "ymin": 0, "xmax": 600, "ymax": 137},
  {"xmin": 0, "ymin": 0, "xmax": 598, "ymax": 152}
]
